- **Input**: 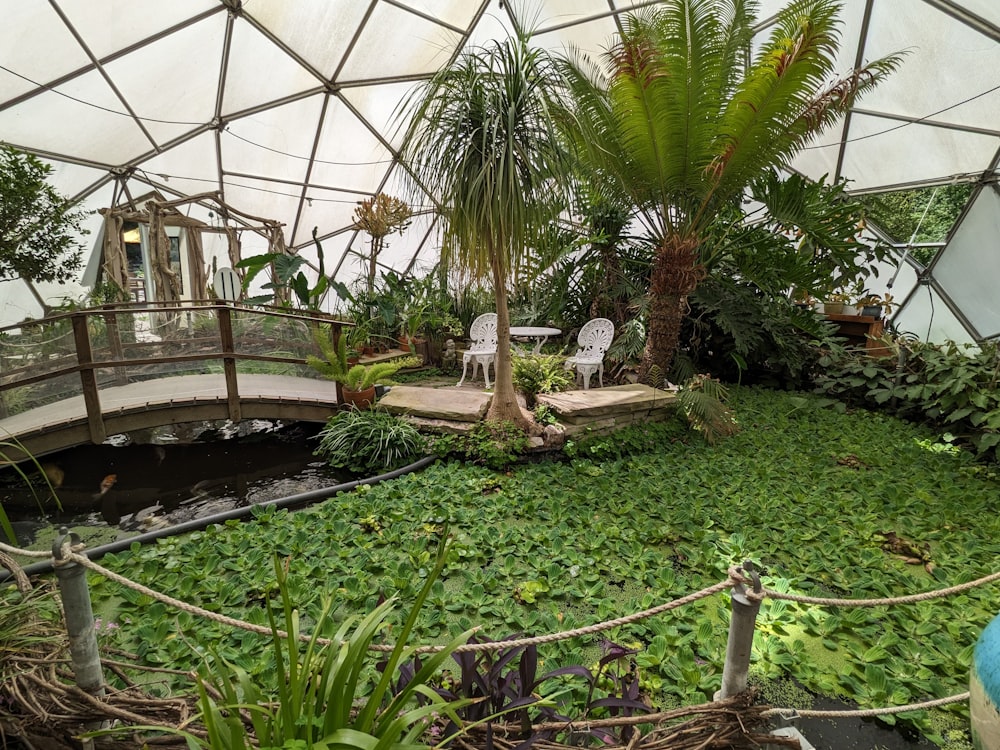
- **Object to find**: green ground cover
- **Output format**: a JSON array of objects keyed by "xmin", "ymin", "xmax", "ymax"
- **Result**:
[{"xmin": 88, "ymin": 387, "xmax": 1000, "ymax": 741}]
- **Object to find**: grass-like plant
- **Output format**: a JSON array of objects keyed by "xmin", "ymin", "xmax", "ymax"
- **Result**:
[
  {"xmin": 315, "ymin": 408, "xmax": 426, "ymax": 474},
  {"xmin": 198, "ymin": 541, "xmax": 471, "ymax": 750}
]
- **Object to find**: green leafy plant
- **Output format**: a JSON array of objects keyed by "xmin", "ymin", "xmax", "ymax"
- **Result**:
[
  {"xmin": 237, "ymin": 228, "xmax": 329, "ymax": 310},
  {"xmin": 306, "ymin": 327, "xmax": 421, "ymax": 391},
  {"xmin": 315, "ymin": 409, "xmax": 427, "ymax": 474},
  {"xmin": 431, "ymin": 421, "xmax": 530, "ymax": 470},
  {"xmin": 814, "ymin": 337, "xmax": 1000, "ymax": 459},
  {"xmin": 0, "ymin": 145, "xmax": 87, "ymax": 287},
  {"xmin": 511, "ymin": 353, "xmax": 573, "ymax": 407}
]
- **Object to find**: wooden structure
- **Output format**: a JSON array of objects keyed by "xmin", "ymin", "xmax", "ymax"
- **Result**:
[
  {"xmin": 825, "ymin": 313, "xmax": 890, "ymax": 357},
  {"xmin": 99, "ymin": 191, "xmax": 290, "ymax": 307},
  {"xmin": 0, "ymin": 302, "xmax": 347, "ymax": 462}
]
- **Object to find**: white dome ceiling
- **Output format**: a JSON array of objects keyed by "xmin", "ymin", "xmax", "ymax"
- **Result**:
[{"xmin": 2, "ymin": 0, "xmax": 998, "ymax": 339}]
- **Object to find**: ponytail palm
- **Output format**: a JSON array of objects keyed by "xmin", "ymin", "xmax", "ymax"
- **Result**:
[
  {"xmin": 400, "ymin": 37, "xmax": 574, "ymax": 429},
  {"xmin": 560, "ymin": 0, "xmax": 902, "ymax": 377}
]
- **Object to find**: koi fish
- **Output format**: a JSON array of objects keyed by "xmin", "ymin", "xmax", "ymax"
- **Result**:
[{"xmin": 97, "ymin": 474, "xmax": 117, "ymax": 496}]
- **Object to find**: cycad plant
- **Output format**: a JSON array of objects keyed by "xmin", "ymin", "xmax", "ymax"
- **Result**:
[{"xmin": 559, "ymin": 0, "xmax": 902, "ymax": 379}]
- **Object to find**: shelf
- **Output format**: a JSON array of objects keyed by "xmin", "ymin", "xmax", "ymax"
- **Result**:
[{"xmin": 824, "ymin": 314, "xmax": 890, "ymax": 357}]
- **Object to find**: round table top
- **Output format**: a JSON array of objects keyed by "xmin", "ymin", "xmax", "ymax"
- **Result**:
[{"xmin": 509, "ymin": 326, "xmax": 561, "ymax": 337}]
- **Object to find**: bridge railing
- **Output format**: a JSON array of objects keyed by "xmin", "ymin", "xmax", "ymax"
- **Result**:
[{"xmin": 0, "ymin": 301, "xmax": 347, "ymax": 429}]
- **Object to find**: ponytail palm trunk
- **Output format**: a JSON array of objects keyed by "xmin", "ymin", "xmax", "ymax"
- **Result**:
[
  {"xmin": 559, "ymin": 0, "xmax": 902, "ymax": 378},
  {"xmin": 400, "ymin": 37, "xmax": 574, "ymax": 430}
]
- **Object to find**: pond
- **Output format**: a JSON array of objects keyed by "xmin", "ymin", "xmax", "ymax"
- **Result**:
[{"xmin": 0, "ymin": 419, "xmax": 350, "ymax": 547}]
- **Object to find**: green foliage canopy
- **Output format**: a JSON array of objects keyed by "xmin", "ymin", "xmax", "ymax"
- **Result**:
[{"xmin": 0, "ymin": 145, "xmax": 87, "ymax": 284}]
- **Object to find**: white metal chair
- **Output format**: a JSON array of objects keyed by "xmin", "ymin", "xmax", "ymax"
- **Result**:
[
  {"xmin": 458, "ymin": 313, "xmax": 498, "ymax": 388},
  {"xmin": 564, "ymin": 318, "xmax": 614, "ymax": 390}
]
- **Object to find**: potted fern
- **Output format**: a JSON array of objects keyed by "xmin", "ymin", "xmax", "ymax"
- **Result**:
[{"xmin": 307, "ymin": 331, "xmax": 420, "ymax": 409}]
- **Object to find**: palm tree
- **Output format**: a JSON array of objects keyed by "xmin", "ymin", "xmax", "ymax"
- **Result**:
[
  {"xmin": 399, "ymin": 36, "xmax": 574, "ymax": 430},
  {"xmin": 559, "ymin": 0, "xmax": 902, "ymax": 379}
]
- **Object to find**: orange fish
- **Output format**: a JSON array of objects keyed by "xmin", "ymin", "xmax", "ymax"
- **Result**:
[{"xmin": 98, "ymin": 474, "xmax": 117, "ymax": 496}]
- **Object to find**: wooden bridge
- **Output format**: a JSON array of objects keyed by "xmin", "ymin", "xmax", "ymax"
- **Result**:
[{"xmin": 0, "ymin": 302, "xmax": 349, "ymax": 462}]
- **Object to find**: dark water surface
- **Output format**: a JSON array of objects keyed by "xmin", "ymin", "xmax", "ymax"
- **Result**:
[{"xmin": 1, "ymin": 420, "xmax": 350, "ymax": 545}]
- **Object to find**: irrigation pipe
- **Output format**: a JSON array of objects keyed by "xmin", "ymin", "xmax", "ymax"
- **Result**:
[{"xmin": 0, "ymin": 454, "xmax": 438, "ymax": 583}]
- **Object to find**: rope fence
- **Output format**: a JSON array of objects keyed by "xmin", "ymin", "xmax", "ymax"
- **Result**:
[{"xmin": 2, "ymin": 535, "xmax": 998, "ymax": 731}]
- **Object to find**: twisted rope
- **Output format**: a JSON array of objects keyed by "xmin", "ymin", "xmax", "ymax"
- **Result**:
[
  {"xmin": 63, "ymin": 550, "xmax": 733, "ymax": 654},
  {"xmin": 0, "ymin": 541, "xmax": 52, "ymax": 559},
  {"xmin": 764, "ymin": 691, "xmax": 969, "ymax": 719},
  {"xmin": 747, "ymin": 569, "xmax": 1000, "ymax": 607}
]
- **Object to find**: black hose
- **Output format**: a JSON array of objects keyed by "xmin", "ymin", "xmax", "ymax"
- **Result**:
[{"xmin": 1, "ymin": 455, "xmax": 438, "ymax": 583}]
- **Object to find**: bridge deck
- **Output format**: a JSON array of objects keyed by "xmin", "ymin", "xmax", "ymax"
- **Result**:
[{"xmin": 0, "ymin": 374, "xmax": 340, "ymax": 461}]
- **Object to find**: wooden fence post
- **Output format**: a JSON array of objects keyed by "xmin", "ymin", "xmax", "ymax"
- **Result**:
[
  {"xmin": 216, "ymin": 305, "xmax": 242, "ymax": 422},
  {"xmin": 72, "ymin": 313, "xmax": 106, "ymax": 444},
  {"xmin": 717, "ymin": 560, "xmax": 762, "ymax": 700},
  {"xmin": 102, "ymin": 308, "xmax": 128, "ymax": 386}
]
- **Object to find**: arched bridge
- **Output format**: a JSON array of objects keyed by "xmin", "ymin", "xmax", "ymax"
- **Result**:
[{"xmin": 0, "ymin": 302, "xmax": 351, "ymax": 462}]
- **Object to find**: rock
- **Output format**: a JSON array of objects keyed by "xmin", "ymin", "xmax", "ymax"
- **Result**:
[{"xmin": 379, "ymin": 385, "xmax": 491, "ymax": 422}]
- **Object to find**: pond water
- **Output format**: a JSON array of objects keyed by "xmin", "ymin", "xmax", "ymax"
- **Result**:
[{"xmin": 0, "ymin": 420, "xmax": 350, "ymax": 547}]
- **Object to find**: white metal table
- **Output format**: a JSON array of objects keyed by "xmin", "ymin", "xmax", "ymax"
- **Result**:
[{"xmin": 509, "ymin": 326, "xmax": 561, "ymax": 354}]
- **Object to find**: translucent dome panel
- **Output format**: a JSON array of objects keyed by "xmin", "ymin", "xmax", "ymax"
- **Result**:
[
  {"xmin": 222, "ymin": 20, "xmax": 322, "ymax": 114},
  {"xmin": 243, "ymin": 0, "xmax": 372, "ymax": 79},
  {"xmin": 931, "ymin": 186, "xmax": 1000, "ymax": 339},
  {"xmin": 0, "ymin": 3, "xmax": 91, "ymax": 101},
  {"xmin": 895, "ymin": 284, "xmax": 976, "ymax": 346},
  {"xmin": 337, "ymin": 3, "xmax": 462, "ymax": 82}
]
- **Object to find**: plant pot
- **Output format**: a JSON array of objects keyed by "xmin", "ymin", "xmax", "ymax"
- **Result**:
[
  {"xmin": 341, "ymin": 385, "xmax": 376, "ymax": 410},
  {"xmin": 824, "ymin": 301, "xmax": 845, "ymax": 315},
  {"xmin": 861, "ymin": 304, "xmax": 883, "ymax": 318}
]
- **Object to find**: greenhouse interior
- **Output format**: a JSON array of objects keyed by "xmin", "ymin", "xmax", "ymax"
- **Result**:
[{"xmin": 2, "ymin": 1, "xmax": 1000, "ymax": 749}]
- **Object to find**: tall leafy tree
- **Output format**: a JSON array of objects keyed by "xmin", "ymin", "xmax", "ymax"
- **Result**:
[
  {"xmin": 400, "ymin": 36, "xmax": 574, "ymax": 429},
  {"xmin": 559, "ymin": 0, "xmax": 902, "ymax": 378},
  {"xmin": 0, "ymin": 145, "xmax": 86, "ymax": 284}
]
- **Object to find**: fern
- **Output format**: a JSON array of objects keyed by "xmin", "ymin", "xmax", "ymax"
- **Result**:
[{"xmin": 677, "ymin": 374, "xmax": 739, "ymax": 444}]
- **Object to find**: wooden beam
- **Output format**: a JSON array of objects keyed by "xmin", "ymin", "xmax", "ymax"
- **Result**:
[{"xmin": 71, "ymin": 314, "xmax": 106, "ymax": 445}]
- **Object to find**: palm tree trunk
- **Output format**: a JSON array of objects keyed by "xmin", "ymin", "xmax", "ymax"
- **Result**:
[
  {"xmin": 485, "ymin": 253, "xmax": 531, "ymax": 430},
  {"xmin": 640, "ymin": 236, "xmax": 703, "ymax": 383}
]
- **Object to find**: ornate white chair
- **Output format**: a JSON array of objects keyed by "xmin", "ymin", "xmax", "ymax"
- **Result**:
[
  {"xmin": 564, "ymin": 318, "xmax": 614, "ymax": 390},
  {"xmin": 458, "ymin": 313, "xmax": 498, "ymax": 387}
]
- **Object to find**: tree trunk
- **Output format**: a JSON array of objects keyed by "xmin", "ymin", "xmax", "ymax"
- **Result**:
[
  {"xmin": 485, "ymin": 253, "xmax": 533, "ymax": 431},
  {"xmin": 639, "ymin": 236, "xmax": 703, "ymax": 384}
]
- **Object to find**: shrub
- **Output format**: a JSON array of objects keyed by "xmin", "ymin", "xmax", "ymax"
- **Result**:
[
  {"xmin": 813, "ymin": 338, "xmax": 1000, "ymax": 458},
  {"xmin": 315, "ymin": 408, "xmax": 426, "ymax": 475},
  {"xmin": 430, "ymin": 421, "xmax": 530, "ymax": 470},
  {"xmin": 512, "ymin": 353, "xmax": 573, "ymax": 407}
]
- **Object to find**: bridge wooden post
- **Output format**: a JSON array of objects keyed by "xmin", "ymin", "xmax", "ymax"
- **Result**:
[
  {"xmin": 72, "ymin": 313, "xmax": 107, "ymax": 445},
  {"xmin": 102, "ymin": 308, "xmax": 128, "ymax": 386},
  {"xmin": 216, "ymin": 306, "xmax": 242, "ymax": 422}
]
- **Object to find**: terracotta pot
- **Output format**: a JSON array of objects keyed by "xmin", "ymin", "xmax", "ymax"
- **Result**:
[{"xmin": 341, "ymin": 385, "xmax": 376, "ymax": 410}]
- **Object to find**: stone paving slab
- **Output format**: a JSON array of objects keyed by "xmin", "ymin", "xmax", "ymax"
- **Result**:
[
  {"xmin": 378, "ymin": 385, "xmax": 492, "ymax": 422},
  {"xmin": 537, "ymin": 384, "xmax": 676, "ymax": 424}
]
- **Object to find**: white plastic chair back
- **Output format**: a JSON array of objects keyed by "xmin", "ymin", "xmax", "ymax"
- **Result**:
[
  {"xmin": 575, "ymin": 318, "xmax": 614, "ymax": 360},
  {"xmin": 457, "ymin": 313, "xmax": 498, "ymax": 387},
  {"xmin": 566, "ymin": 318, "xmax": 614, "ymax": 389},
  {"xmin": 468, "ymin": 313, "xmax": 498, "ymax": 353}
]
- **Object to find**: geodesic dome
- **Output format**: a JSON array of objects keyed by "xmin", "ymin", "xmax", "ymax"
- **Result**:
[{"xmin": 1, "ymin": 0, "xmax": 998, "ymax": 342}]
